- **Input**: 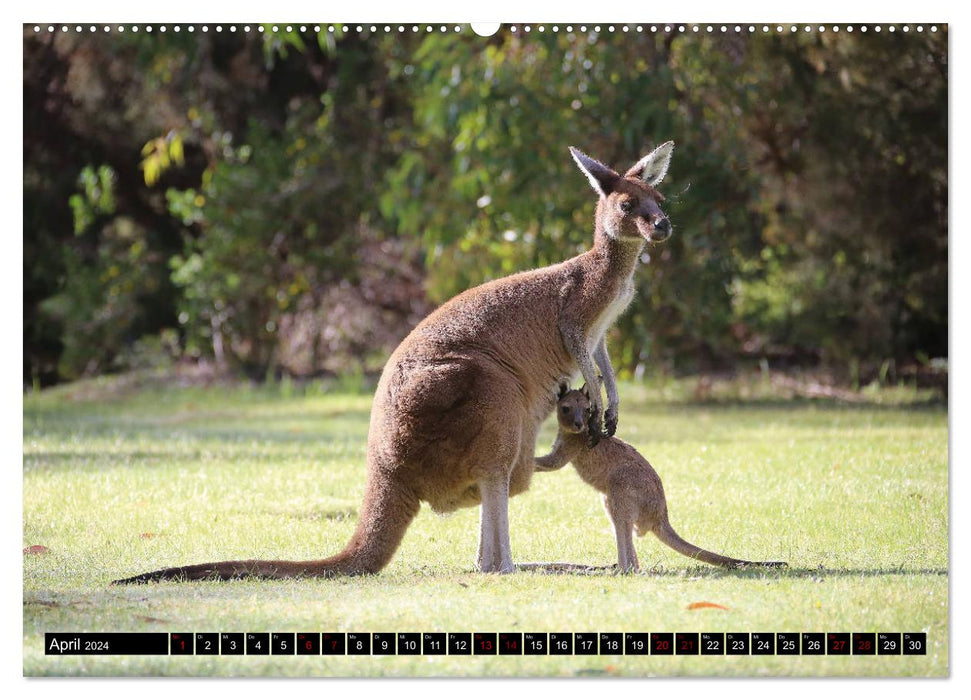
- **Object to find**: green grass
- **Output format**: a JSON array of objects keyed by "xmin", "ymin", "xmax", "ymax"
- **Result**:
[{"xmin": 23, "ymin": 377, "xmax": 948, "ymax": 677}]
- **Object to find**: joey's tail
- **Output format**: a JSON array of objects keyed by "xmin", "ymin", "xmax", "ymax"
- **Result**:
[
  {"xmin": 113, "ymin": 477, "xmax": 421, "ymax": 584},
  {"xmin": 653, "ymin": 520, "xmax": 787, "ymax": 569}
]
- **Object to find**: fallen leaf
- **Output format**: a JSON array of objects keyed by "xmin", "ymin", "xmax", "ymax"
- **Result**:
[
  {"xmin": 23, "ymin": 545, "xmax": 49, "ymax": 555},
  {"xmin": 135, "ymin": 615, "xmax": 170, "ymax": 624},
  {"xmin": 687, "ymin": 601, "xmax": 730, "ymax": 611},
  {"xmin": 139, "ymin": 532, "xmax": 159, "ymax": 539}
]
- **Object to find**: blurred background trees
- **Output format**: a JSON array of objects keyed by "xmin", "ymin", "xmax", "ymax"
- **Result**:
[{"xmin": 23, "ymin": 25, "xmax": 947, "ymax": 389}]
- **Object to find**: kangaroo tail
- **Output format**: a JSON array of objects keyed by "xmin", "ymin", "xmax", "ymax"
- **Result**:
[
  {"xmin": 113, "ymin": 476, "xmax": 421, "ymax": 584},
  {"xmin": 653, "ymin": 520, "xmax": 787, "ymax": 569}
]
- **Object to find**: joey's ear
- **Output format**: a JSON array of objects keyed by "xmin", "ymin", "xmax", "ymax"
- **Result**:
[
  {"xmin": 625, "ymin": 141, "xmax": 674, "ymax": 186},
  {"xmin": 557, "ymin": 382, "xmax": 570, "ymax": 400},
  {"xmin": 579, "ymin": 383, "xmax": 590, "ymax": 399},
  {"xmin": 570, "ymin": 147, "xmax": 620, "ymax": 198}
]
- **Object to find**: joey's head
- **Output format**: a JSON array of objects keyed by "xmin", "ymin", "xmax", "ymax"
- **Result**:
[
  {"xmin": 555, "ymin": 384, "xmax": 593, "ymax": 435},
  {"xmin": 569, "ymin": 142, "xmax": 674, "ymax": 244}
]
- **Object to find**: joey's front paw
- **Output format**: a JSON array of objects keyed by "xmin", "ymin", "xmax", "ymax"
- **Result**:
[{"xmin": 604, "ymin": 407, "xmax": 618, "ymax": 437}]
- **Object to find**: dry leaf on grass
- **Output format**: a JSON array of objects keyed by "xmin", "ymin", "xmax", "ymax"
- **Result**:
[
  {"xmin": 687, "ymin": 601, "xmax": 730, "ymax": 611},
  {"xmin": 135, "ymin": 615, "xmax": 170, "ymax": 624}
]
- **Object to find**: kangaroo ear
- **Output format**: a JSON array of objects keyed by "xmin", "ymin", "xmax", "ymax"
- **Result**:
[
  {"xmin": 579, "ymin": 383, "xmax": 590, "ymax": 398},
  {"xmin": 570, "ymin": 147, "xmax": 620, "ymax": 198},
  {"xmin": 625, "ymin": 141, "xmax": 674, "ymax": 186},
  {"xmin": 557, "ymin": 382, "xmax": 569, "ymax": 400}
]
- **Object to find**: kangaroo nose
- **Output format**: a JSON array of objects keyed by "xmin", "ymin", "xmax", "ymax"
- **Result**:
[{"xmin": 651, "ymin": 217, "xmax": 672, "ymax": 242}]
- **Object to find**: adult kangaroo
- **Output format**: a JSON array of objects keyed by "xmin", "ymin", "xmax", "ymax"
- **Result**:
[{"xmin": 114, "ymin": 142, "xmax": 676, "ymax": 583}]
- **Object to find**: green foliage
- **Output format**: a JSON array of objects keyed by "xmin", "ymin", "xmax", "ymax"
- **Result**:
[
  {"xmin": 719, "ymin": 32, "xmax": 948, "ymax": 365},
  {"xmin": 23, "ymin": 27, "xmax": 948, "ymax": 385},
  {"xmin": 163, "ymin": 31, "xmax": 413, "ymax": 376},
  {"xmin": 167, "ymin": 120, "xmax": 329, "ymax": 374},
  {"xmin": 38, "ymin": 217, "xmax": 166, "ymax": 379},
  {"xmin": 68, "ymin": 165, "xmax": 117, "ymax": 234},
  {"xmin": 139, "ymin": 130, "xmax": 185, "ymax": 186}
]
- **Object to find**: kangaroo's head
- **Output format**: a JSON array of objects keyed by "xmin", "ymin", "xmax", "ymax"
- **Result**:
[
  {"xmin": 556, "ymin": 384, "xmax": 593, "ymax": 434},
  {"xmin": 569, "ymin": 142, "xmax": 674, "ymax": 244}
]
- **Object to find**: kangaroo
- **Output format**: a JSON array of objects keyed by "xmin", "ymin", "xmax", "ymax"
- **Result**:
[
  {"xmin": 113, "ymin": 143, "xmax": 676, "ymax": 583},
  {"xmin": 536, "ymin": 386, "xmax": 787, "ymax": 572}
]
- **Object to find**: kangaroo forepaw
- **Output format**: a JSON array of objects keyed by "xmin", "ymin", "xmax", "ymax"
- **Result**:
[
  {"xmin": 587, "ymin": 419, "xmax": 603, "ymax": 448},
  {"xmin": 588, "ymin": 430, "xmax": 611, "ymax": 447},
  {"xmin": 587, "ymin": 430, "xmax": 603, "ymax": 447},
  {"xmin": 604, "ymin": 411, "xmax": 618, "ymax": 437}
]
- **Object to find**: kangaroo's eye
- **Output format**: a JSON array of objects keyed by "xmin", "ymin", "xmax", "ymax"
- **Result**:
[
  {"xmin": 620, "ymin": 197, "xmax": 636, "ymax": 213},
  {"xmin": 560, "ymin": 406, "xmax": 570, "ymax": 414}
]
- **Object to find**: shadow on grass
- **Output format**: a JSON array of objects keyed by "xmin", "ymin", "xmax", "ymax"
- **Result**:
[
  {"xmin": 657, "ymin": 396, "xmax": 946, "ymax": 413},
  {"xmin": 24, "ymin": 565, "xmax": 947, "ymax": 597},
  {"xmin": 511, "ymin": 562, "xmax": 948, "ymax": 579},
  {"xmin": 23, "ymin": 449, "xmax": 346, "ymax": 473},
  {"xmin": 24, "ymin": 407, "xmax": 374, "ymax": 435}
]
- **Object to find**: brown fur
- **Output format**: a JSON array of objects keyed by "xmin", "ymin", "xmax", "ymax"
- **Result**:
[
  {"xmin": 536, "ymin": 388, "xmax": 787, "ymax": 572},
  {"xmin": 113, "ymin": 144, "xmax": 676, "ymax": 583}
]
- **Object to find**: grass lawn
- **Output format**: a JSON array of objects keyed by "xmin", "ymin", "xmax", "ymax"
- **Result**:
[{"xmin": 22, "ymin": 375, "xmax": 948, "ymax": 677}]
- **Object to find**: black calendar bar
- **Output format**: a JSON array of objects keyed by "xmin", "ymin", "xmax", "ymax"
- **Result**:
[
  {"xmin": 45, "ymin": 633, "xmax": 169, "ymax": 655},
  {"xmin": 43, "ymin": 632, "xmax": 928, "ymax": 655}
]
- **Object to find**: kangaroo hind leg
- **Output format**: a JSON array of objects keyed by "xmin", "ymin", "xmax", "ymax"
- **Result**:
[
  {"xmin": 478, "ymin": 472, "xmax": 514, "ymax": 573},
  {"xmin": 604, "ymin": 494, "xmax": 639, "ymax": 573},
  {"xmin": 470, "ymin": 389, "xmax": 523, "ymax": 574}
]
